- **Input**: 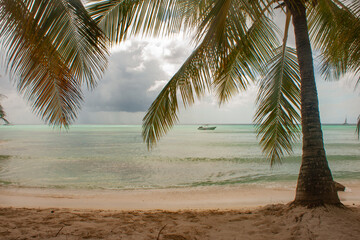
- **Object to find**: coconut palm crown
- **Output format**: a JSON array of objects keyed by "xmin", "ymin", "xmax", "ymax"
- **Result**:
[
  {"xmin": 0, "ymin": 0, "xmax": 108, "ymax": 126},
  {"xmin": 88, "ymin": 0, "xmax": 359, "ymax": 206}
]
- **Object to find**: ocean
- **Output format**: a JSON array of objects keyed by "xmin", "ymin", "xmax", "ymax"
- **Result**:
[{"xmin": 0, "ymin": 124, "xmax": 359, "ymax": 190}]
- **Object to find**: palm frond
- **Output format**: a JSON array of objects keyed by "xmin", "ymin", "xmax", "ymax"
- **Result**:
[
  {"xmin": 55, "ymin": 0, "xmax": 108, "ymax": 88},
  {"xmin": 191, "ymin": 0, "xmax": 269, "ymax": 44},
  {"xmin": 0, "ymin": 0, "xmax": 108, "ymax": 126},
  {"xmin": 87, "ymin": 0, "xmax": 182, "ymax": 43},
  {"xmin": 191, "ymin": 0, "xmax": 234, "ymax": 46},
  {"xmin": 254, "ymin": 46, "xmax": 301, "ymax": 165},
  {"xmin": 308, "ymin": 0, "xmax": 360, "ymax": 80},
  {"xmin": 351, "ymin": 0, "xmax": 360, "ymax": 16},
  {"xmin": 86, "ymin": 0, "xmax": 274, "ymax": 45},
  {"xmin": 214, "ymin": 14, "xmax": 279, "ymax": 104},
  {"xmin": 142, "ymin": 43, "xmax": 214, "ymax": 149}
]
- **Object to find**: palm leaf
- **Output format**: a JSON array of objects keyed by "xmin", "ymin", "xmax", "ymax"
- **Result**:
[
  {"xmin": 254, "ymin": 46, "xmax": 301, "ymax": 165},
  {"xmin": 350, "ymin": 0, "xmax": 360, "ymax": 16},
  {"xmin": 87, "ymin": 0, "xmax": 182, "ymax": 43},
  {"xmin": 142, "ymin": 42, "xmax": 214, "ymax": 149},
  {"xmin": 191, "ymin": 0, "xmax": 269, "ymax": 44},
  {"xmin": 214, "ymin": 14, "xmax": 279, "ymax": 104},
  {"xmin": 86, "ymin": 0, "xmax": 274, "ymax": 44},
  {"xmin": 308, "ymin": 0, "xmax": 360, "ymax": 81},
  {"xmin": 0, "ymin": 0, "xmax": 108, "ymax": 126},
  {"xmin": 87, "ymin": 0, "xmax": 243, "ymax": 43}
]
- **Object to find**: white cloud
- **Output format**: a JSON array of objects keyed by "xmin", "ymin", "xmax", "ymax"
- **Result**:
[
  {"xmin": 126, "ymin": 63, "xmax": 145, "ymax": 72},
  {"xmin": 317, "ymin": 76, "xmax": 360, "ymax": 124},
  {"xmin": 147, "ymin": 80, "xmax": 167, "ymax": 92}
]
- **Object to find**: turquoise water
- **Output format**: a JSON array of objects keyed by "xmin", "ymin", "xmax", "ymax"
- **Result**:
[{"xmin": 0, "ymin": 125, "xmax": 359, "ymax": 190}]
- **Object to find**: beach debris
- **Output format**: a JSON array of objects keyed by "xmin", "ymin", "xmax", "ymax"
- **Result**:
[
  {"xmin": 156, "ymin": 224, "xmax": 167, "ymax": 240},
  {"xmin": 55, "ymin": 226, "xmax": 64, "ymax": 237}
]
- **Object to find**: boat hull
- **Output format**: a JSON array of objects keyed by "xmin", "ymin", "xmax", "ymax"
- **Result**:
[{"xmin": 198, "ymin": 126, "xmax": 216, "ymax": 130}]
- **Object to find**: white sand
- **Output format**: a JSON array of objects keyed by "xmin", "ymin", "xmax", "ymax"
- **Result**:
[
  {"xmin": 1, "ymin": 204, "xmax": 360, "ymax": 239},
  {"xmin": 1, "ymin": 182, "xmax": 360, "ymax": 210},
  {"xmin": 0, "ymin": 184, "xmax": 297, "ymax": 210},
  {"xmin": 1, "ymin": 182, "xmax": 360, "ymax": 239}
]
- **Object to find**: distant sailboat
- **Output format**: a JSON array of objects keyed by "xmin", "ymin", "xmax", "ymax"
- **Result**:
[{"xmin": 343, "ymin": 117, "xmax": 348, "ymax": 125}]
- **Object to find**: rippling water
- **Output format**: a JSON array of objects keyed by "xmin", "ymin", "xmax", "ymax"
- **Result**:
[{"xmin": 0, "ymin": 124, "xmax": 359, "ymax": 189}]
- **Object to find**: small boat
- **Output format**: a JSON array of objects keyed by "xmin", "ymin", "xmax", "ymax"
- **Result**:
[
  {"xmin": 343, "ymin": 117, "xmax": 348, "ymax": 125},
  {"xmin": 198, "ymin": 125, "xmax": 216, "ymax": 130}
]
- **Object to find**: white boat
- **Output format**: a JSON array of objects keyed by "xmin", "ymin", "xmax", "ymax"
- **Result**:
[{"xmin": 198, "ymin": 125, "xmax": 216, "ymax": 130}]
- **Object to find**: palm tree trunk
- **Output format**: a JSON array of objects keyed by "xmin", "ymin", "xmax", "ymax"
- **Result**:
[{"xmin": 285, "ymin": 1, "xmax": 340, "ymax": 205}]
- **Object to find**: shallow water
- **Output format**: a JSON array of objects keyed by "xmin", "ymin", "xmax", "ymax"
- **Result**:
[{"xmin": 0, "ymin": 124, "xmax": 359, "ymax": 190}]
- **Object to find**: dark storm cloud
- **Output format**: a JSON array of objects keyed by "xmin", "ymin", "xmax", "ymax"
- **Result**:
[{"xmin": 83, "ymin": 41, "xmax": 171, "ymax": 113}]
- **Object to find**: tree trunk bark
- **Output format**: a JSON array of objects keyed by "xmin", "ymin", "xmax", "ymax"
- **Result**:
[{"xmin": 285, "ymin": 1, "xmax": 341, "ymax": 206}]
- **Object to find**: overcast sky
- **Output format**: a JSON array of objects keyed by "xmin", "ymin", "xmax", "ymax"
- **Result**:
[{"xmin": 1, "ymin": 27, "xmax": 359, "ymax": 125}]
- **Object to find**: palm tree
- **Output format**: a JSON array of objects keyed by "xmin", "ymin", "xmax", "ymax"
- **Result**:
[
  {"xmin": 0, "ymin": 0, "xmax": 108, "ymax": 126},
  {"xmin": 88, "ymin": 0, "xmax": 359, "ymax": 206}
]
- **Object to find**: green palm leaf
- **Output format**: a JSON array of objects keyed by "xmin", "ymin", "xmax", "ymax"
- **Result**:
[
  {"xmin": 254, "ymin": 46, "xmax": 301, "ymax": 165},
  {"xmin": 142, "ymin": 41, "xmax": 214, "ymax": 149},
  {"xmin": 308, "ymin": 0, "xmax": 360, "ymax": 80},
  {"xmin": 87, "ymin": 0, "xmax": 181, "ymax": 43},
  {"xmin": 214, "ymin": 15, "xmax": 279, "ymax": 104},
  {"xmin": 0, "ymin": 0, "xmax": 108, "ymax": 126}
]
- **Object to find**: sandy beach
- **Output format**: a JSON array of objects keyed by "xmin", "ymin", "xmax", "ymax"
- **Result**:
[{"xmin": 1, "ymin": 182, "xmax": 360, "ymax": 239}]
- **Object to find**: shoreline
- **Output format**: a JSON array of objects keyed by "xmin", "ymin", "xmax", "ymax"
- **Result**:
[{"xmin": 1, "ymin": 181, "xmax": 360, "ymax": 211}]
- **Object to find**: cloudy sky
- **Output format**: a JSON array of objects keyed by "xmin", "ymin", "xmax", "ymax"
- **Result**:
[{"xmin": 0, "ymin": 30, "xmax": 359, "ymax": 125}]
